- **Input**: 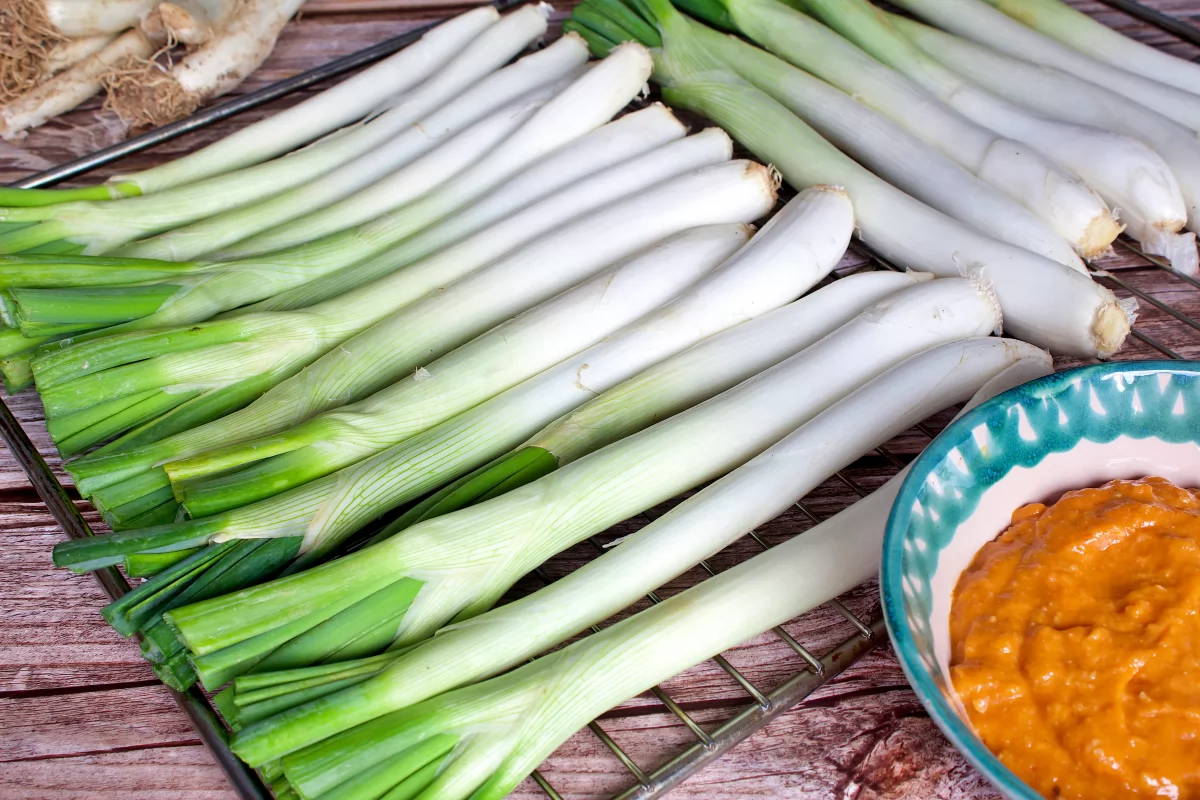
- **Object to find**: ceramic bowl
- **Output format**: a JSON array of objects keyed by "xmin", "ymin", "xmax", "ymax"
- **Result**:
[{"xmin": 880, "ymin": 360, "xmax": 1200, "ymax": 800}]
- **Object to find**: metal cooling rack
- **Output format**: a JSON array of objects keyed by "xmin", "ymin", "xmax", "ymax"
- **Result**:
[{"xmin": 1, "ymin": 1, "xmax": 1198, "ymax": 798}]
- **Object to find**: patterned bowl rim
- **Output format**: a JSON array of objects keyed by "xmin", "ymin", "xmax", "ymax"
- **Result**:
[{"xmin": 880, "ymin": 359, "xmax": 1200, "ymax": 799}]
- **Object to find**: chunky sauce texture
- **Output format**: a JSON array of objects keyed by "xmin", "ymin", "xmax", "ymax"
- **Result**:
[{"xmin": 950, "ymin": 477, "xmax": 1200, "ymax": 800}]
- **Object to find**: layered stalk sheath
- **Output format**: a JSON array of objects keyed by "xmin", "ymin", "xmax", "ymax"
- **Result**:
[
  {"xmin": 592, "ymin": 4, "xmax": 1088, "ymax": 267},
  {"xmin": 0, "ymin": 5, "xmax": 500, "ymax": 206},
  {"xmin": 0, "ymin": 5, "xmax": 552, "ymax": 255},
  {"xmin": 975, "ymin": 0, "xmax": 1200, "ymax": 96},
  {"xmin": 132, "ymin": 278, "xmax": 1001, "ymax": 686},
  {"xmin": 174, "ymin": 187, "xmax": 855, "ymax": 517},
  {"xmin": 674, "ymin": 0, "xmax": 1114, "ymax": 263},
  {"xmin": 635, "ymin": 49, "xmax": 1131, "ymax": 355},
  {"xmin": 887, "ymin": 0, "xmax": 1200, "ymax": 133},
  {"xmin": 116, "ymin": 6, "xmax": 499, "ymax": 195},
  {"xmin": 8, "ymin": 41, "xmax": 655, "ymax": 341},
  {"xmin": 59, "ymin": 152, "xmax": 765, "ymax": 498},
  {"xmin": 42, "ymin": 118, "xmax": 715, "ymax": 459},
  {"xmin": 890, "ymin": 16, "xmax": 1200, "ymax": 275},
  {"xmin": 115, "ymin": 36, "xmax": 591, "ymax": 261},
  {"xmin": 76, "ymin": 190, "xmax": 859, "ymax": 691},
  {"xmin": 235, "ymin": 103, "xmax": 689, "ymax": 313},
  {"xmin": 263, "ymin": 337, "xmax": 1046, "ymax": 800},
  {"xmin": 796, "ymin": 0, "xmax": 1194, "ymax": 272},
  {"xmin": 231, "ymin": 343, "xmax": 1052, "ymax": 767}
]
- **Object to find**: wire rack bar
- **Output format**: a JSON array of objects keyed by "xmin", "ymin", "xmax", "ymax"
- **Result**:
[{"xmin": 1094, "ymin": 0, "xmax": 1200, "ymax": 48}]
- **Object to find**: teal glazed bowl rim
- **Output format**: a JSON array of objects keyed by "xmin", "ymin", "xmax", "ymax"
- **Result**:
[{"xmin": 880, "ymin": 360, "xmax": 1200, "ymax": 800}]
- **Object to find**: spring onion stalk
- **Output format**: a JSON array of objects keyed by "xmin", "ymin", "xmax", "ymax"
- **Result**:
[
  {"xmin": 6, "ymin": 42, "xmax": 652, "ymax": 343},
  {"xmin": 0, "ymin": 6, "xmax": 551, "ymax": 255},
  {"xmin": 190, "ymin": 88, "xmax": 566, "ymax": 260},
  {"xmin": 73, "ymin": 271, "xmax": 910, "ymax": 682},
  {"xmin": 581, "ymin": 5, "xmax": 1133, "ymax": 357},
  {"xmin": 118, "ymin": 6, "xmax": 500, "ymax": 195},
  {"xmin": 661, "ymin": 0, "xmax": 1114, "ymax": 264},
  {"xmin": 164, "ymin": 223, "xmax": 759, "ymax": 504},
  {"xmin": 978, "ymin": 0, "xmax": 1200, "ymax": 97},
  {"xmin": 175, "ymin": 186, "xmax": 852, "ymax": 517},
  {"xmin": 887, "ymin": 0, "xmax": 1200, "ymax": 134},
  {"xmin": 229, "ymin": 103, "xmax": 688, "ymax": 314},
  {"xmin": 796, "ymin": 0, "xmax": 1193, "ymax": 273},
  {"xmin": 0, "ymin": 5, "xmax": 494, "ymax": 204},
  {"xmin": 115, "ymin": 38, "xmax": 591, "ymax": 261},
  {"xmin": 48, "ymin": 113, "xmax": 700, "ymax": 508},
  {"xmin": 221, "ymin": 276, "xmax": 989, "ymax": 731},
  {"xmin": 373, "ymin": 270, "xmax": 926, "ymax": 544},
  {"xmin": 116, "ymin": 277, "xmax": 1001, "ymax": 693},
  {"xmin": 163, "ymin": 226, "xmax": 769, "ymax": 513},
  {"xmin": 267, "ymin": 336, "xmax": 1045, "ymax": 800},
  {"xmin": 890, "ymin": 16, "xmax": 1200, "ymax": 275},
  {"xmin": 49, "ymin": 124, "xmax": 717, "ymax": 462},
  {"xmin": 0, "ymin": 253, "xmax": 222, "ymax": 289},
  {"xmin": 585, "ymin": 2, "xmax": 1086, "ymax": 268},
  {"xmin": 186, "ymin": 269, "xmax": 921, "ymax": 693},
  {"xmin": 57, "ymin": 141, "xmax": 744, "ymax": 498},
  {"xmin": 242, "ymin": 344, "xmax": 1050, "ymax": 777}
]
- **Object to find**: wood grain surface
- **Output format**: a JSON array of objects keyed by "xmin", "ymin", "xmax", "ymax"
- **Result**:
[{"xmin": 2, "ymin": 1, "xmax": 1200, "ymax": 798}]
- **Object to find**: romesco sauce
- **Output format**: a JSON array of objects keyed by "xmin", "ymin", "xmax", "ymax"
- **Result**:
[{"xmin": 950, "ymin": 477, "xmax": 1200, "ymax": 800}]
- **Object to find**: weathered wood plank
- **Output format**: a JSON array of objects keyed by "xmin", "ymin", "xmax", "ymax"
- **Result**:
[{"xmin": 0, "ymin": 745, "xmax": 233, "ymax": 800}]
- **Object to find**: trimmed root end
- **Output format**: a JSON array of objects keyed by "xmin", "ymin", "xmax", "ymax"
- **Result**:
[
  {"xmin": 102, "ymin": 56, "xmax": 199, "ymax": 128},
  {"xmin": 1094, "ymin": 298, "xmax": 1137, "ymax": 360},
  {"xmin": 1077, "ymin": 213, "xmax": 1125, "ymax": 261},
  {"xmin": 0, "ymin": 0, "xmax": 67, "ymax": 104}
]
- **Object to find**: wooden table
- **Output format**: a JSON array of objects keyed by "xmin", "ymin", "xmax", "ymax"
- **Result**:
[{"xmin": 3, "ymin": 2, "xmax": 1200, "ymax": 797}]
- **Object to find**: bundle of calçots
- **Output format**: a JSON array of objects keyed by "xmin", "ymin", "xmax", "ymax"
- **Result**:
[{"xmin": 16, "ymin": 0, "xmax": 1200, "ymax": 794}]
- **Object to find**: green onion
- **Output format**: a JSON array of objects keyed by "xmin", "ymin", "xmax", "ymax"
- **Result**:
[
  {"xmin": 6, "ymin": 42, "xmax": 654, "ymax": 342},
  {"xmin": 136, "ymin": 277, "xmax": 999, "ymax": 687},
  {"xmin": 666, "ymin": 0, "xmax": 1121, "ymax": 263},
  {"xmin": 58, "ymin": 136, "xmax": 743, "ymax": 498},
  {"xmin": 264, "ymin": 337, "xmax": 1047, "ymax": 796},
  {"xmin": 162, "ymin": 174, "xmax": 776, "ymax": 509},
  {"xmin": 890, "ymin": 15, "xmax": 1200, "ymax": 276},
  {"xmin": 889, "ymin": 0, "xmax": 1200, "ymax": 134},
  {"xmin": 795, "ymin": 0, "xmax": 1194, "ymax": 272},
  {"xmin": 0, "ymin": 6, "xmax": 550, "ymax": 256},
  {"xmin": 593, "ymin": 0, "xmax": 1130, "ymax": 356},
  {"xmin": 115, "ymin": 36, "xmax": 590, "ymax": 262}
]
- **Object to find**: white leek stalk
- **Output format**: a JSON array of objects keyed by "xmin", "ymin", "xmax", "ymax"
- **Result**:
[
  {"xmin": 892, "ymin": 16, "xmax": 1200, "ymax": 275},
  {"xmin": 138, "ymin": 161, "xmax": 776, "ymax": 478},
  {"xmin": 60, "ymin": 151, "xmax": 763, "ymax": 497},
  {"xmin": 169, "ymin": 225, "xmax": 756, "ymax": 511},
  {"xmin": 233, "ymin": 103, "xmax": 688, "ymax": 309},
  {"xmin": 115, "ymin": 5, "xmax": 500, "ymax": 193},
  {"xmin": 888, "ymin": 0, "xmax": 1200, "ymax": 134},
  {"xmin": 797, "ymin": 0, "xmax": 1191, "ymax": 270},
  {"xmin": 649, "ymin": 62, "xmax": 1131, "ymax": 356},
  {"xmin": 171, "ymin": 187, "xmax": 854, "ymax": 517},
  {"xmin": 29, "ymin": 0, "xmax": 158, "ymax": 36},
  {"xmin": 706, "ymin": 0, "xmax": 1111, "ymax": 263},
  {"xmin": 11, "ymin": 41, "xmax": 653, "ymax": 341},
  {"xmin": 116, "ymin": 38, "xmax": 590, "ymax": 261},
  {"xmin": 191, "ymin": 268, "xmax": 915, "ymax": 572},
  {"xmin": 150, "ymin": 277, "xmax": 1001, "ymax": 674},
  {"xmin": 662, "ymin": 16, "xmax": 1085, "ymax": 267},
  {"xmin": 0, "ymin": 6, "xmax": 552, "ymax": 253},
  {"xmin": 977, "ymin": 0, "xmax": 1200, "ymax": 97},
  {"xmin": 268, "ymin": 336, "xmax": 1045, "ymax": 800},
  {"xmin": 33, "ymin": 117, "xmax": 707, "ymax": 442}
]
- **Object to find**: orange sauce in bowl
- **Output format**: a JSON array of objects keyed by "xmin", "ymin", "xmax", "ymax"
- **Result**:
[{"xmin": 950, "ymin": 477, "xmax": 1200, "ymax": 800}]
